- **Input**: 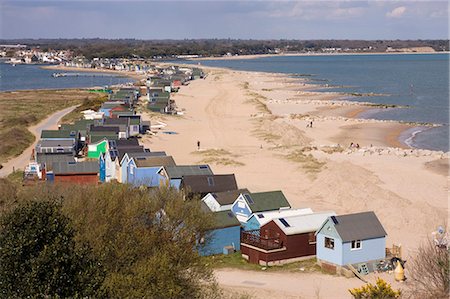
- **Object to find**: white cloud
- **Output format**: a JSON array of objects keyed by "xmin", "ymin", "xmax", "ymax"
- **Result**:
[{"xmin": 386, "ymin": 6, "xmax": 407, "ymax": 18}]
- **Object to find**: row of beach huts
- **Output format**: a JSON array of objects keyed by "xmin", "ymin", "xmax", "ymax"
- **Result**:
[{"xmin": 23, "ymin": 66, "xmax": 391, "ymax": 277}]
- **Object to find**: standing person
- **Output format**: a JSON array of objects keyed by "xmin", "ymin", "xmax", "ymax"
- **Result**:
[
  {"xmin": 310, "ymin": 121, "xmax": 313, "ymax": 128},
  {"xmin": 197, "ymin": 140, "xmax": 200, "ymax": 150}
]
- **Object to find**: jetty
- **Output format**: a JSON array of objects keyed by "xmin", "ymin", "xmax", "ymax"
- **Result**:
[{"xmin": 52, "ymin": 72, "xmax": 111, "ymax": 78}]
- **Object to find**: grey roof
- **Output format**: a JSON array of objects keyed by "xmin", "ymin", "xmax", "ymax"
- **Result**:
[
  {"xmin": 52, "ymin": 161, "xmax": 99, "ymax": 175},
  {"xmin": 119, "ymin": 150, "xmax": 166, "ymax": 163},
  {"xmin": 182, "ymin": 174, "xmax": 238, "ymax": 194},
  {"xmin": 212, "ymin": 188, "xmax": 249, "ymax": 205},
  {"xmin": 332, "ymin": 211, "xmax": 387, "ymax": 242},
  {"xmin": 36, "ymin": 140, "xmax": 75, "ymax": 155},
  {"xmin": 36, "ymin": 139, "xmax": 75, "ymax": 148},
  {"xmin": 244, "ymin": 191, "xmax": 291, "ymax": 213},
  {"xmin": 41, "ymin": 130, "xmax": 76, "ymax": 139},
  {"xmin": 165, "ymin": 165, "xmax": 213, "ymax": 179},
  {"xmin": 134, "ymin": 156, "xmax": 176, "ymax": 168},
  {"xmin": 89, "ymin": 125, "xmax": 120, "ymax": 132},
  {"xmin": 104, "ymin": 118, "xmax": 129, "ymax": 125},
  {"xmin": 36, "ymin": 154, "xmax": 75, "ymax": 170}
]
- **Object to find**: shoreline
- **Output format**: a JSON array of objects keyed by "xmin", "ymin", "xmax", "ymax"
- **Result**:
[
  {"xmin": 186, "ymin": 50, "xmax": 449, "ymax": 61},
  {"xmin": 38, "ymin": 63, "xmax": 444, "ymax": 153}
]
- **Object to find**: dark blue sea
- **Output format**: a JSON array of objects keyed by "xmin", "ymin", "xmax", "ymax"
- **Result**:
[
  {"xmin": 0, "ymin": 62, "xmax": 134, "ymax": 92},
  {"xmin": 183, "ymin": 54, "xmax": 449, "ymax": 152}
]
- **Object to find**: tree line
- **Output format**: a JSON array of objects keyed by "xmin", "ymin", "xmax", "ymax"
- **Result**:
[{"xmin": 1, "ymin": 39, "xmax": 448, "ymax": 59}]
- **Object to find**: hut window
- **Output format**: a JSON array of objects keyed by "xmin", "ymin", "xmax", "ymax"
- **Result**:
[
  {"xmin": 325, "ymin": 237, "xmax": 334, "ymax": 249},
  {"xmin": 351, "ymin": 240, "xmax": 362, "ymax": 250},
  {"xmin": 308, "ymin": 232, "xmax": 316, "ymax": 245}
]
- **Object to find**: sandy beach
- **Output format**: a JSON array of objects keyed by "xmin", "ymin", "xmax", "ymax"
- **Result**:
[{"xmin": 139, "ymin": 66, "xmax": 448, "ymax": 298}]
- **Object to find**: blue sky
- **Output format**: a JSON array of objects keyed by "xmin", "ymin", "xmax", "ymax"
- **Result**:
[{"xmin": 1, "ymin": 1, "xmax": 448, "ymax": 39}]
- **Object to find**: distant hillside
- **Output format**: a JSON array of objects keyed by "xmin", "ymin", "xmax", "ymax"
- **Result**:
[{"xmin": 1, "ymin": 39, "xmax": 448, "ymax": 59}]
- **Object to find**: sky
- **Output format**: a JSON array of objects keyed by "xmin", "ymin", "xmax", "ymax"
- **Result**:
[{"xmin": 0, "ymin": 0, "xmax": 448, "ymax": 40}]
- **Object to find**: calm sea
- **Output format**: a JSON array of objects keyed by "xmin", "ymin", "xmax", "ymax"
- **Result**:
[
  {"xmin": 184, "ymin": 54, "xmax": 449, "ymax": 152},
  {"xmin": 0, "ymin": 62, "xmax": 134, "ymax": 92}
]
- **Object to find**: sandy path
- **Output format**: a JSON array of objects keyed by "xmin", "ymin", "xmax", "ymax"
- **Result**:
[
  {"xmin": 0, "ymin": 106, "xmax": 77, "ymax": 177},
  {"xmin": 216, "ymin": 268, "xmax": 363, "ymax": 299}
]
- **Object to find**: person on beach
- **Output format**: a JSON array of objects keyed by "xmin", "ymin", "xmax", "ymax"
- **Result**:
[{"xmin": 197, "ymin": 140, "xmax": 200, "ymax": 150}]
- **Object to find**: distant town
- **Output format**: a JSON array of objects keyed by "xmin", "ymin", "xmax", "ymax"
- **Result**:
[{"xmin": 1, "ymin": 39, "xmax": 448, "ymax": 65}]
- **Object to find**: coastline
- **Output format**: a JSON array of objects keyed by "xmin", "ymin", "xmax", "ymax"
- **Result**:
[
  {"xmin": 186, "ymin": 50, "xmax": 449, "ymax": 61},
  {"xmin": 45, "ymin": 62, "xmax": 440, "ymax": 152}
]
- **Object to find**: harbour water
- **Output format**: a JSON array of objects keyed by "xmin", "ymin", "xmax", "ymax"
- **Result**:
[
  {"xmin": 0, "ymin": 62, "xmax": 134, "ymax": 92},
  {"xmin": 184, "ymin": 53, "xmax": 449, "ymax": 152}
]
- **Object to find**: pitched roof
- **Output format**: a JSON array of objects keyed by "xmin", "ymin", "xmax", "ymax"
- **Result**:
[
  {"xmin": 109, "ymin": 138, "xmax": 140, "ymax": 148},
  {"xmin": 41, "ymin": 130, "xmax": 76, "ymax": 139},
  {"xmin": 134, "ymin": 156, "xmax": 176, "ymax": 168},
  {"xmin": 165, "ymin": 165, "xmax": 213, "ymax": 179},
  {"xmin": 212, "ymin": 210, "xmax": 241, "ymax": 229},
  {"xmin": 89, "ymin": 125, "xmax": 120, "ymax": 132},
  {"xmin": 36, "ymin": 139, "xmax": 75, "ymax": 148},
  {"xmin": 250, "ymin": 208, "xmax": 314, "ymax": 227},
  {"xmin": 52, "ymin": 161, "xmax": 99, "ymax": 175},
  {"xmin": 182, "ymin": 174, "xmax": 238, "ymax": 194},
  {"xmin": 104, "ymin": 118, "xmax": 129, "ymax": 125},
  {"xmin": 272, "ymin": 211, "xmax": 336, "ymax": 235},
  {"xmin": 119, "ymin": 150, "xmax": 166, "ymax": 164},
  {"xmin": 36, "ymin": 154, "xmax": 76, "ymax": 169},
  {"xmin": 243, "ymin": 191, "xmax": 291, "ymax": 213},
  {"xmin": 331, "ymin": 211, "xmax": 387, "ymax": 242},
  {"xmin": 211, "ymin": 188, "xmax": 249, "ymax": 205}
]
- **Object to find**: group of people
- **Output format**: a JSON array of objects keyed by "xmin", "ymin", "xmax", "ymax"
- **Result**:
[{"xmin": 349, "ymin": 142, "xmax": 360, "ymax": 149}]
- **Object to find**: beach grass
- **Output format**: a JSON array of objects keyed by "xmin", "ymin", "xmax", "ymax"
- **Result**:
[
  {"xmin": 0, "ymin": 89, "xmax": 105, "ymax": 164},
  {"xmin": 286, "ymin": 149, "xmax": 326, "ymax": 175},
  {"xmin": 203, "ymin": 252, "xmax": 320, "ymax": 273},
  {"xmin": 193, "ymin": 149, "xmax": 245, "ymax": 166}
]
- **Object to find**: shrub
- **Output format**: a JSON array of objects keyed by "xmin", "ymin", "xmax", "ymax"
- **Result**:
[{"xmin": 349, "ymin": 278, "xmax": 401, "ymax": 299}]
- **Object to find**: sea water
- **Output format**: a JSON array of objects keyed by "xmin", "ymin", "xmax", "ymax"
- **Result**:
[
  {"xmin": 0, "ymin": 62, "xmax": 134, "ymax": 92},
  {"xmin": 183, "ymin": 54, "xmax": 449, "ymax": 152}
]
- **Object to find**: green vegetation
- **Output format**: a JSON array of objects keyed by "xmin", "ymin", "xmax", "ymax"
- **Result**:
[
  {"xmin": 0, "ymin": 127, "xmax": 35, "ymax": 162},
  {"xmin": 204, "ymin": 252, "xmax": 320, "ymax": 273},
  {"xmin": 0, "ymin": 201, "xmax": 104, "ymax": 298},
  {"xmin": 286, "ymin": 149, "xmax": 326, "ymax": 176},
  {"xmin": 407, "ymin": 239, "xmax": 449, "ymax": 299},
  {"xmin": 0, "ymin": 181, "xmax": 218, "ymax": 298},
  {"xmin": 61, "ymin": 93, "xmax": 108, "ymax": 123},
  {"xmin": 0, "ymin": 89, "xmax": 105, "ymax": 164},
  {"xmin": 349, "ymin": 278, "xmax": 401, "ymax": 299}
]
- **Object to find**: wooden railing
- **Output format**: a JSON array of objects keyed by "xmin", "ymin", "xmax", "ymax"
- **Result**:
[{"xmin": 241, "ymin": 229, "xmax": 283, "ymax": 251}]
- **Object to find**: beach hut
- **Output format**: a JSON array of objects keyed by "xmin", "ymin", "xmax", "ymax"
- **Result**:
[
  {"xmin": 201, "ymin": 189, "xmax": 249, "ymax": 212},
  {"xmin": 119, "ymin": 150, "xmax": 166, "ymax": 183},
  {"xmin": 198, "ymin": 207, "xmax": 241, "ymax": 256},
  {"xmin": 243, "ymin": 208, "xmax": 314, "ymax": 231},
  {"xmin": 50, "ymin": 161, "xmax": 99, "ymax": 184},
  {"xmin": 180, "ymin": 174, "xmax": 238, "ymax": 199},
  {"xmin": 158, "ymin": 165, "xmax": 213, "ymax": 189},
  {"xmin": 241, "ymin": 211, "xmax": 335, "ymax": 265},
  {"xmin": 230, "ymin": 191, "xmax": 291, "ymax": 223},
  {"xmin": 315, "ymin": 211, "xmax": 387, "ymax": 272},
  {"xmin": 87, "ymin": 138, "xmax": 109, "ymax": 159},
  {"xmin": 127, "ymin": 156, "xmax": 176, "ymax": 187}
]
